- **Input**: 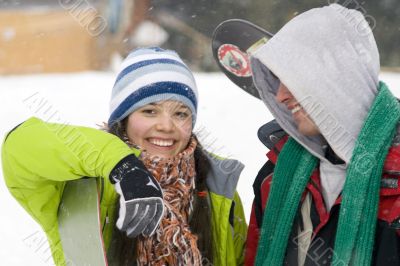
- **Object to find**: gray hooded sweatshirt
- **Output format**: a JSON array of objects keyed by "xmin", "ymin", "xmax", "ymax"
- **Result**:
[{"xmin": 250, "ymin": 4, "xmax": 380, "ymax": 211}]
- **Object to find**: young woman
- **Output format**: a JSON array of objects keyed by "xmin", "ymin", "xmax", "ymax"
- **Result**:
[{"xmin": 2, "ymin": 47, "xmax": 247, "ymax": 265}]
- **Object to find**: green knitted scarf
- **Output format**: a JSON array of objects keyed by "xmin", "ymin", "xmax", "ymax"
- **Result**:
[{"xmin": 255, "ymin": 82, "xmax": 400, "ymax": 266}]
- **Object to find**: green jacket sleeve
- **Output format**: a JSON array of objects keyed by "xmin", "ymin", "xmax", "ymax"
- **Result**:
[
  {"xmin": 233, "ymin": 191, "xmax": 247, "ymax": 266},
  {"xmin": 1, "ymin": 116, "xmax": 133, "ymax": 233}
]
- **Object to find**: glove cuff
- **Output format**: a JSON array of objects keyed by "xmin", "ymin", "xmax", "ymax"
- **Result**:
[{"xmin": 109, "ymin": 154, "xmax": 145, "ymax": 184}]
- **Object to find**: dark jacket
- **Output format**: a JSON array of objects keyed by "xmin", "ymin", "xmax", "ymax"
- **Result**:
[{"xmin": 245, "ymin": 129, "xmax": 400, "ymax": 266}]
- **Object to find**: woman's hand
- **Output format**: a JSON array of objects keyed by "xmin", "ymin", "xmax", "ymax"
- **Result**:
[{"xmin": 109, "ymin": 154, "xmax": 164, "ymax": 238}]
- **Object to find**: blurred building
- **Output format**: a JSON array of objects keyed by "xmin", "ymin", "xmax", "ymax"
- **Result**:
[
  {"xmin": 0, "ymin": 0, "xmax": 214, "ymax": 74},
  {"xmin": 0, "ymin": 0, "xmax": 145, "ymax": 74}
]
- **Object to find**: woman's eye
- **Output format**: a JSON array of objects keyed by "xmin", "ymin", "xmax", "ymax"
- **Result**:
[
  {"xmin": 141, "ymin": 109, "xmax": 156, "ymax": 115},
  {"xmin": 175, "ymin": 111, "xmax": 189, "ymax": 120}
]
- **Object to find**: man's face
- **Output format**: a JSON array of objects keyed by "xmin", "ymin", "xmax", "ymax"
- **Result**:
[{"xmin": 275, "ymin": 82, "xmax": 320, "ymax": 136}]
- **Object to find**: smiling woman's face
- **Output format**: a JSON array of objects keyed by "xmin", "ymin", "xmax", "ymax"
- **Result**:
[{"xmin": 126, "ymin": 100, "xmax": 193, "ymax": 159}]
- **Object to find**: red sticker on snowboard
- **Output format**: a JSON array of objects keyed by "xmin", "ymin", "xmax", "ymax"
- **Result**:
[{"xmin": 217, "ymin": 44, "xmax": 252, "ymax": 77}]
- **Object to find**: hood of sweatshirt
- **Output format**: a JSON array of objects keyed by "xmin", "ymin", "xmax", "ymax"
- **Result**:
[{"xmin": 250, "ymin": 4, "xmax": 380, "ymax": 209}]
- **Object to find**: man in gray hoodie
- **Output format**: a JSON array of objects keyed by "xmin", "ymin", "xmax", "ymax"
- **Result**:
[{"xmin": 243, "ymin": 4, "xmax": 400, "ymax": 266}]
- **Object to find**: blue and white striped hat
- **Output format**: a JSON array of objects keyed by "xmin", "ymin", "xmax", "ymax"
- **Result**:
[{"xmin": 108, "ymin": 47, "xmax": 198, "ymax": 128}]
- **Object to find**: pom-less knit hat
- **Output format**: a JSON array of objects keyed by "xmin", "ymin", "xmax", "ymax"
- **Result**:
[{"xmin": 108, "ymin": 47, "xmax": 198, "ymax": 128}]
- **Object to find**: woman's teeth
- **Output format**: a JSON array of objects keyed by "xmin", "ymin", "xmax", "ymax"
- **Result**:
[
  {"xmin": 150, "ymin": 139, "xmax": 174, "ymax": 147},
  {"xmin": 291, "ymin": 105, "xmax": 302, "ymax": 114}
]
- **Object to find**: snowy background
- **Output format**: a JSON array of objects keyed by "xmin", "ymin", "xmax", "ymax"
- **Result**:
[{"xmin": 0, "ymin": 71, "xmax": 399, "ymax": 265}]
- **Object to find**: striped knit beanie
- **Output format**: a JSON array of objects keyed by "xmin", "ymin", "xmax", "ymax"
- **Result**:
[{"xmin": 108, "ymin": 47, "xmax": 198, "ymax": 128}]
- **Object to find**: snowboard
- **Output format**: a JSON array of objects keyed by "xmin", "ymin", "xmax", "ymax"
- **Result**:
[
  {"xmin": 58, "ymin": 178, "xmax": 108, "ymax": 266},
  {"xmin": 211, "ymin": 19, "xmax": 274, "ymax": 99},
  {"xmin": 212, "ymin": 19, "xmax": 282, "ymax": 148}
]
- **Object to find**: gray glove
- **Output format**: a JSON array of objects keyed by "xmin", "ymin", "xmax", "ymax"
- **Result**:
[{"xmin": 109, "ymin": 154, "xmax": 164, "ymax": 238}]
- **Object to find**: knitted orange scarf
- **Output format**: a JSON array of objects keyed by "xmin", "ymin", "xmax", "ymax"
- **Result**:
[{"xmin": 136, "ymin": 137, "xmax": 202, "ymax": 265}]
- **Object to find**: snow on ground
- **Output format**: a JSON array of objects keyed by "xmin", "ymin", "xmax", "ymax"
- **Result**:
[{"xmin": 0, "ymin": 71, "xmax": 399, "ymax": 265}]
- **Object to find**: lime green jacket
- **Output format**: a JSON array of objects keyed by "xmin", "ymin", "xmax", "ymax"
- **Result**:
[{"xmin": 2, "ymin": 117, "xmax": 247, "ymax": 266}]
